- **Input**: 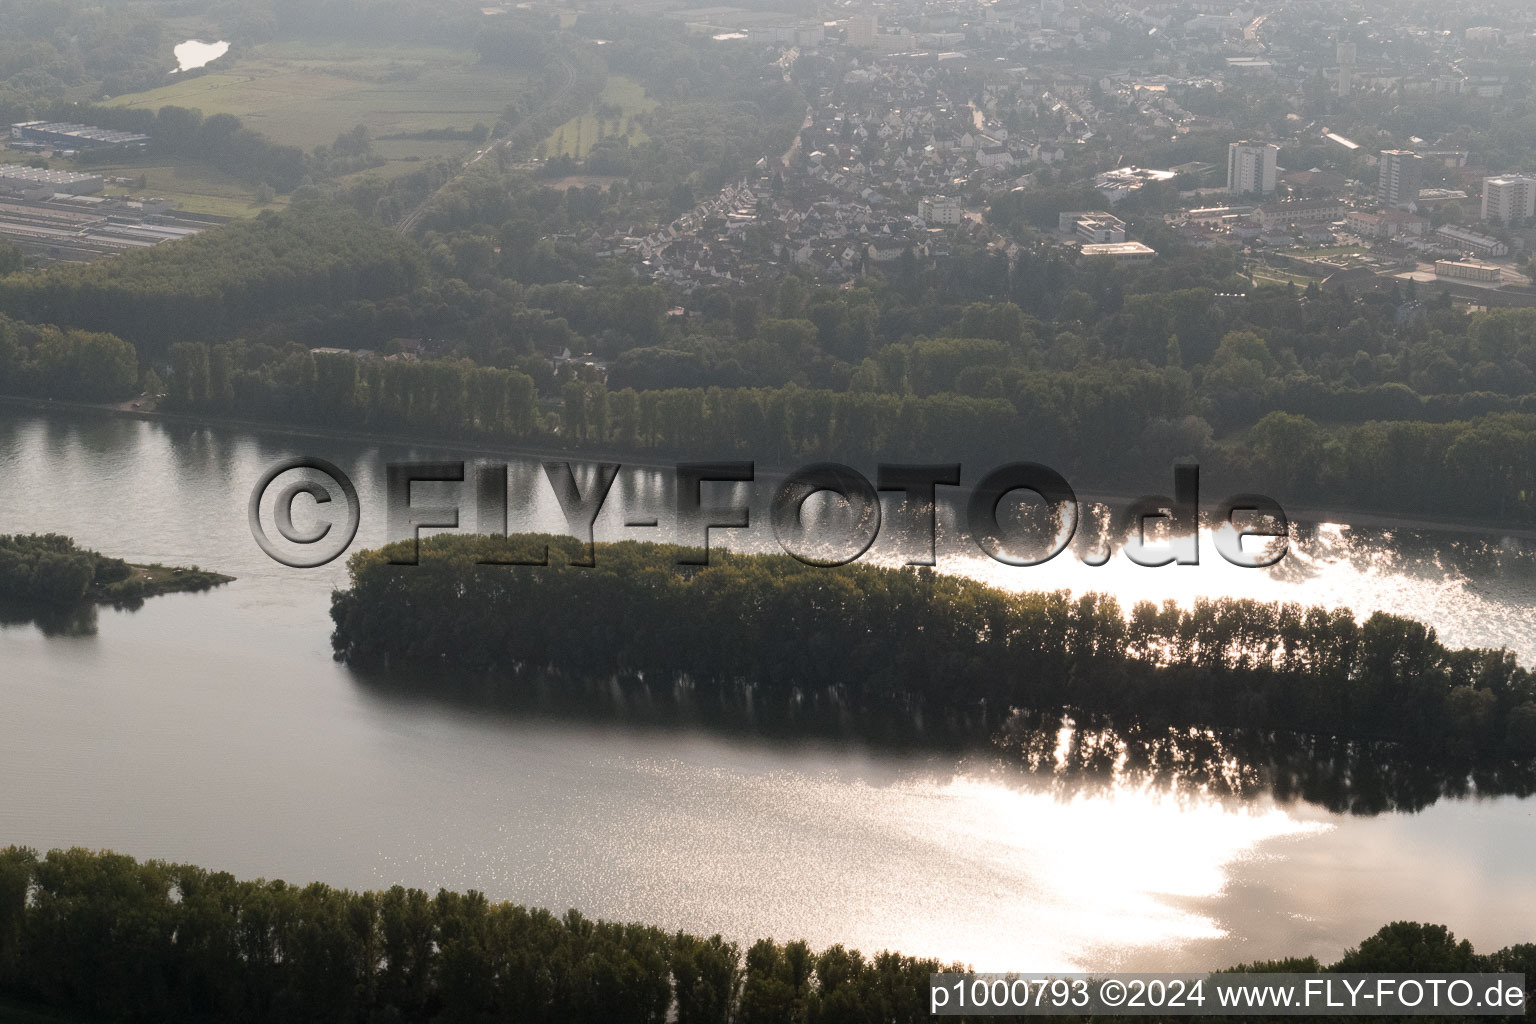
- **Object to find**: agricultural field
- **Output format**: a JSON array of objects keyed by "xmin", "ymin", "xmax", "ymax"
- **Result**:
[
  {"xmin": 537, "ymin": 75, "xmax": 655, "ymax": 160},
  {"xmin": 106, "ymin": 41, "xmax": 529, "ymax": 180}
]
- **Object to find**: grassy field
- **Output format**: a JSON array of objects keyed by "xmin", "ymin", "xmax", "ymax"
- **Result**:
[
  {"xmin": 537, "ymin": 75, "xmax": 655, "ymax": 160},
  {"xmin": 69, "ymin": 159, "xmax": 286, "ymax": 218},
  {"xmin": 106, "ymin": 41, "xmax": 528, "ymax": 181}
]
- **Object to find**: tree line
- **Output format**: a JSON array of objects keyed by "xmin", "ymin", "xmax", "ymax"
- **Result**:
[
  {"xmin": 330, "ymin": 535, "xmax": 1536, "ymax": 760},
  {"xmin": 64, "ymin": 102, "xmax": 309, "ymax": 193},
  {"xmin": 6, "ymin": 310, "xmax": 1531, "ymax": 525},
  {"xmin": 155, "ymin": 336, "xmax": 1536, "ymax": 524},
  {"xmin": 0, "ymin": 533, "xmax": 227, "ymax": 611},
  {"xmin": 0, "ymin": 534, "xmax": 133, "ymax": 608},
  {"xmin": 0, "ymin": 845, "xmax": 1529, "ymax": 1024},
  {"xmin": 0, "ymin": 316, "xmax": 139, "ymax": 403}
]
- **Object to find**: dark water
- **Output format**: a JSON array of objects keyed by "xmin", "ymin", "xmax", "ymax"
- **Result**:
[{"xmin": 0, "ymin": 409, "xmax": 1532, "ymax": 971}]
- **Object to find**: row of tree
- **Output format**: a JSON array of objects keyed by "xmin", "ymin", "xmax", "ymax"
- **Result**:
[
  {"xmin": 5, "ymin": 310, "xmax": 1530, "ymax": 527},
  {"xmin": 0, "ymin": 845, "xmax": 1529, "ymax": 1024},
  {"xmin": 151, "ymin": 334, "xmax": 1536, "ymax": 523},
  {"xmin": 330, "ymin": 535, "xmax": 1536, "ymax": 759}
]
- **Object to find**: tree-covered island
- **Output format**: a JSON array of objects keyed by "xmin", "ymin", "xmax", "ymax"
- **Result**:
[
  {"xmin": 0, "ymin": 534, "xmax": 232, "ymax": 610},
  {"xmin": 330, "ymin": 534, "xmax": 1536, "ymax": 762}
]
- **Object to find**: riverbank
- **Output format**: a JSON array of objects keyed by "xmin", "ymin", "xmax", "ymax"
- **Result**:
[
  {"xmin": 93, "ymin": 563, "xmax": 234, "ymax": 604},
  {"xmin": 4, "ymin": 393, "xmax": 1535, "ymax": 542},
  {"xmin": 0, "ymin": 532, "xmax": 232, "ymax": 612},
  {"xmin": 1, "ymin": 844, "xmax": 1529, "ymax": 1024}
]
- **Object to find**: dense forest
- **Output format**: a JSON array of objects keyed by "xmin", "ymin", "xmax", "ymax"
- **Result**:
[
  {"xmin": 330, "ymin": 535, "xmax": 1536, "ymax": 760},
  {"xmin": 0, "ymin": 846, "xmax": 1529, "ymax": 1024},
  {"xmin": 0, "ymin": 204, "xmax": 425, "ymax": 356},
  {"xmin": 7, "ymin": 190, "xmax": 1532, "ymax": 521},
  {"xmin": 0, "ymin": 0, "xmax": 171, "ymax": 107}
]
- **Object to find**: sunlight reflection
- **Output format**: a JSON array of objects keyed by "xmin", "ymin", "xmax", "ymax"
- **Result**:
[{"xmin": 884, "ymin": 773, "xmax": 1329, "ymax": 970}]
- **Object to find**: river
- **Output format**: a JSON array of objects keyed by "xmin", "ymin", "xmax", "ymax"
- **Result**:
[{"xmin": 0, "ymin": 408, "xmax": 1532, "ymax": 972}]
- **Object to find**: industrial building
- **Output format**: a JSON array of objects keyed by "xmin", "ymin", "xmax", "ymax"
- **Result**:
[
  {"xmin": 9, "ymin": 121, "xmax": 150, "ymax": 152},
  {"xmin": 0, "ymin": 165, "xmax": 104, "ymax": 195},
  {"xmin": 0, "ymin": 189, "xmax": 209, "ymax": 264}
]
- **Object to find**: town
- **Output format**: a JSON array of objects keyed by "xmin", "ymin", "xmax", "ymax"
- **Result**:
[{"xmin": 558, "ymin": 0, "xmax": 1536, "ymax": 306}]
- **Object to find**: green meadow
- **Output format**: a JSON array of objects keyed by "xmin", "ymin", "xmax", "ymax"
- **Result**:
[
  {"xmin": 106, "ymin": 40, "xmax": 529, "ymax": 186},
  {"xmin": 537, "ymin": 75, "xmax": 654, "ymax": 160}
]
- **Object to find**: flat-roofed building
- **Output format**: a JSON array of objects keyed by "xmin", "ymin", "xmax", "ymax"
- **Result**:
[
  {"xmin": 1093, "ymin": 166, "xmax": 1175, "ymax": 206},
  {"xmin": 0, "ymin": 165, "xmax": 104, "ymax": 195},
  {"xmin": 1434, "ymin": 259, "xmax": 1502, "ymax": 283},
  {"xmin": 1058, "ymin": 210, "xmax": 1126, "ymax": 242},
  {"xmin": 846, "ymin": 12, "xmax": 877, "ymax": 48},
  {"xmin": 1378, "ymin": 149, "xmax": 1423, "ymax": 209},
  {"xmin": 918, "ymin": 195, "xmax": 963, "ymax": 225},
  {"xmin": 1226, "ymin": 141, "xmax": 1279, "ymax": 195},
  {"xmin": 9, "ymin": 121, "xmax": 149, "ymax": 151},
  {"xmin": 1079, "ymin": 241, "xmax": 1156, "ymax": 263},
  {"xmin": 1482, "ymin": 175, "xmax": 1536, "ymax": 225}
]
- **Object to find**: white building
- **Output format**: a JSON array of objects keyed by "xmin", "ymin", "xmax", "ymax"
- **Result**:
[
  {"xmin": 847, "ymin": 13, "xmax": 877, "ymax": 48},
  {"xmin": 1079, "ymin": 241, "xmax": 1156, "ymax": 263},
  {"xmin": 918, "ymin": 196, "xmax": 963, "ymax": 226},
  {"xmin": 1058, "ymin": 210, "xmax": 1127, "ymax": 243},
  {"xmin": 1093, "ymin": 166, "xmax": 1176, "ymax": 206},
  {"xmin": 1435, "ymin": 260, "xmax": 1501, "ymax": 283},
  {"xmin": 1226, "ymin": 141, "xmax": 1278, "ymax": 196},
  {"xmin": 1336, "ymin": 40, "xmax": 1356, "ymax": 97},
  {"xmin": 0, "ymin": 165, "xmax": 104, "ymax": 195},
  {"xmin": 1481, "ymin": 175, "xmax": 1536, "ymax": 225},
  {"xmin": 1378, "ymin": 150, "xmax": 1423, "ymax": 209}
]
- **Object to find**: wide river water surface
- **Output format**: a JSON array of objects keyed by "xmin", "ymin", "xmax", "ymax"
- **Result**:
[{"xmin": 1, "ymin": 408, "xmax": 1532, "ymax": 972}]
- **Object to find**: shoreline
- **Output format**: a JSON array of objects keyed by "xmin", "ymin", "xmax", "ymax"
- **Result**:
[
  {"xmin": 94, "ymin": 563, "xmax": 236, "ymax": 604},
  {"xmin": 4, "ymin": 393, "xmax": 1535, "ymax": 543}
]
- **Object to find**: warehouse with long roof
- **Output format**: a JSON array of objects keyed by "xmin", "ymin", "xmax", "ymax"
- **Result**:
[{"xmin": 9, "ymin": 121, "xmax": 149, "ymax": 151}]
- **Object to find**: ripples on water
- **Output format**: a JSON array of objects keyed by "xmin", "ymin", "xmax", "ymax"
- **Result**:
[{"xmin": 1, "ymin": 410, "xmax": 1533, "ymax": 971}]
